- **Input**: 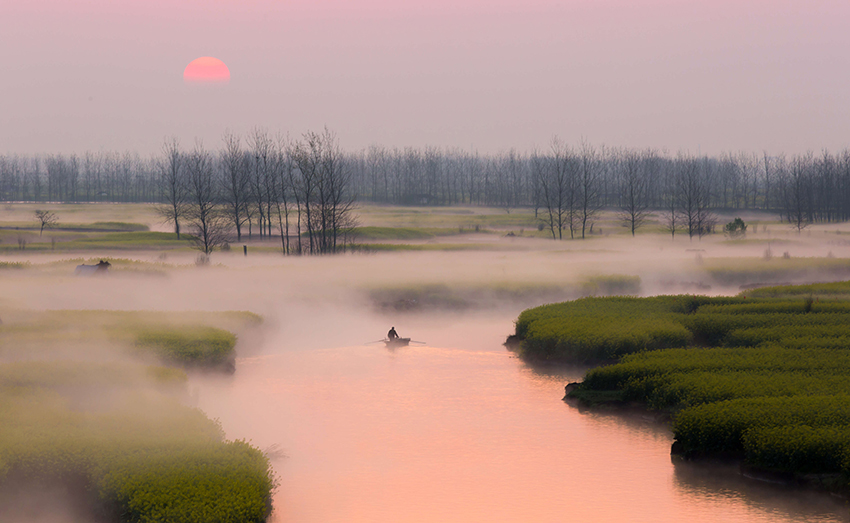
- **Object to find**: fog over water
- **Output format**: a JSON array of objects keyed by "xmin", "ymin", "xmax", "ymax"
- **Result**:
[{"xmin": 3, "ymin": 230, "xmax": 850, "ymax": 522}]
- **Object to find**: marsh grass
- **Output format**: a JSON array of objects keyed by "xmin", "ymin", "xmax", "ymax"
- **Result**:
[
  {"xmin": 368, "ymin": 277, "xmax": 641, "ymax": 312},
  {"xmin": 353, "ymin": 226, "xmax": 436, "ymax": 240},
  {"xmin": 0, "ymin": 231, "xmax": 190, "ymax": 252},
  {"xmin": 350, "ymin": 242, "xmax": 504, "ymax": 252},
  {"xmin": 0, "ymin": 308, "xmax": 273, "ymax": 522},
  {"xmin": 0, "ymin": 391, "xmax": 274, "ymax": 523},
  {"xmin": 702, "ymin": 256, "xmax": 850, "ymax": 286},
  {"xmin": 0, "ymin": 309, "xmax": 260, "ymax": 365},
  {"xmin": 88, "ymin": 221, "xmax": 149, "ymax": 231},
  {"xmin": 0, "ymin": 261, "xmax": 30, "ymax": 269},
  {"xmin": 745, "ymin": 280, "xmax": 850, "ymax": 300},
  {"xmin": 521, "ymin": 285, "xmax": 850, "ymax": 481},
  {"xmin": 132, "ymin": 326, "xmax": 237, "ymax": 370},
  {"xmin": 579, "ymin": 275, "xmax": 641, "ymax": 296}
]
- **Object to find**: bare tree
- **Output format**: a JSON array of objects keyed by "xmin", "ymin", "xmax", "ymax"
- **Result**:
[
  {"xmin": 577, "ymin": 142, "xmax": 603, "ymax": 239},
  {"xmin": 677, "ymin": 156, "xmax": 703, "ymax": 240},
  {"xmin": 532, "ymin": 139, "xmax": 574, "ymax": 240},
  {"xmin": 781, "ymin": 154, "xmax": 813, "ymax": 233},
  {"xmin": 695, "ymin": 158, "xmax": 718, "ymax": 239},
  {"xmin": 320, "ymin": 129, "xmax": 357, "ymax": 252},
  {"xmin": 34, "ymin": 209, "xmax": 57, "ymax": 236},
  {"xmin": 155, "ymin": 137, "xmax": 188, "ymax": 239},
  {"xmin": 290, "ymin": 128, "xmax": 356, "ymax": 254},
  {"xmin": 185, "ymin": 143, "xmax": 228, "ymax": 256},
  {"xmin": 273, "ymin": 135, "xmax": 295, "ymax": 255},
  {"xmin": 248, "ymin": 129, "xmax": 277, "ymax": 239},
  {"xmin": 660, "ymin": 158, "xmax": 679, "ymax": 239},
  {"xmin": 616, "ymin": 149, "xmax": 650, "ymax": 236},
  {"xmin": 220, "ymin": 131, "xmax": 251, "ymax": 242}
]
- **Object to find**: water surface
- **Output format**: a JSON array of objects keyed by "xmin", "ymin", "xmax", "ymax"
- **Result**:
[{"xmin": 192, "ymin": 312, "xmax": 847, "ymax": 523}]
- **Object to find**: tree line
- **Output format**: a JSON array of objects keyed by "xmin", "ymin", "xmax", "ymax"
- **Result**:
[
  {"xmin": 156, "ymin": 128, "xmax": 356, "ymax": 256},
  {"xmin": 3, "ymin": 135, "xmax": 850, "ymax": 242}
]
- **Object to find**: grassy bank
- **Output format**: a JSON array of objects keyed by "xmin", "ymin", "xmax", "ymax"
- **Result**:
[
  {"xmin": 0, "ymin": 309, "xmax": 274, "ymax": 521},
  {"xmin": 370, "ymin": 275, "xmax": 640, "ymax": 312},
  {"xmin": 512, "ymin": 283, "xmax": 850, "ymax": 486}
]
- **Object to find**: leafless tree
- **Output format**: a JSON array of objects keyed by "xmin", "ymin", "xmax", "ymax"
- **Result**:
[
  {"xmin": 273, "ymin": 135, "xmax": 295, "ymax": 255},
  {"xmin": 577, "ymin": 142, "xmax": 604, "ymax": 239},
  {"xmin": 532, "ymin": 139, "xmax": 574, "ymax": 240},
  {"xmin": 155, "ymin": 137, "xmax": 188, "ymax": 239},
  {"xmin": 220, "ymin": 131, "xmax": 251, "ymax": 242},
  {"xmin": 781, "ymin": 153, "xmax": 813, "ymax": 233},
  {"xmin": 185, "ymin": 143, "xmax": 228, "ymax": 256},
  {"xmin": 616, "ymin": 149, "xmax": 651, "ymax": 236},
  {"xmin": 34, "ymin": 209, "xmax": 57, "ymax": 236},
  {"xmin": 290, "ymin": 128, "xmax": 356, "ymax": 254},
  {"xmin": 248, "ymin": 128, "xmax": 278, "ymax": 239}
]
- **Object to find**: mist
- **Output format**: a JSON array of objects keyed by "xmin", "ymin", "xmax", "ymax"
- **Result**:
[{"xmin": 4, "ymin": 210, "xmax": 850, "ymax": 521}]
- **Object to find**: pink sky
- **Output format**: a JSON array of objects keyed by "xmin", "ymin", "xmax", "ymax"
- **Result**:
[{"xmin": 1, "ymin": 0, "xmax": 848, "ymax": 155}]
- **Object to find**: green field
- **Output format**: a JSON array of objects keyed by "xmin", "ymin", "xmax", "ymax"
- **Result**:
[
  {"xmin": 0, "ymin": 309, "xmax": 274, "ymax": 522},
  {"xmin": 513, "ymin": 283, "xmax": 850, "ymax": 485}
]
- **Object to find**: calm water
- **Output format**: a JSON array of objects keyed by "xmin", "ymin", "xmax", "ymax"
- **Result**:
[{"xmin": 192, "ymin": 312, "xmax": 848, "ymax": 523}]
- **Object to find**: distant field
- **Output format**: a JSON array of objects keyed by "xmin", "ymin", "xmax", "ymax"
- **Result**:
[
  {"xmin": 0, "ymin": 202, "xmax": 811, "ymax": 255},
  {"xmin": 0, "ymin": 202, "xmax": 160, "ymax": 228}
]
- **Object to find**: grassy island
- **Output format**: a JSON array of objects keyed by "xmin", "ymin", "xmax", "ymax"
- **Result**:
[
  {"xmin": 0, "ymin": 309, "xmax": 274, "ymax": 522},
  {"xmin": 512, "ymin": 282, "xmax": 850, "ymax": 487}
]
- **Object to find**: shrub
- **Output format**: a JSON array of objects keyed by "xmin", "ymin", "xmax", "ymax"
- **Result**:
[{"xmin": 724, "ymin": 218, "xmax": 747, "ymax": 239}]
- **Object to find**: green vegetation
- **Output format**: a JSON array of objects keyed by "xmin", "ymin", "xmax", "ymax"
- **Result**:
[
  {"xmin": 350, "ymin": 242, "xmax": 503, "ymax": 252},
  {"xmin": 353, "ymin": 226, "xmax": 436, "ymax": 240},
  {"xmin": 0, "ymin": 261, "xmax": 30, "ymax": 269},
  {"xmin": 723, "ymin": 217, "xmax": 747, "ymax": 239},
  {"xmin": 0, "ymin": 231, "xmax": 190, "ymax": 252},
  {"xmin": 512, "ymin": 281, "xmax": 850, "ymax": 484},
  {"xmin": 579, "ymin": 275, "xmax": 641, "ymax": 296},
  {"xmin": 514, "ymin": 296, "xmax": 703, "ymax": 362},
  {"xmin": 89, "ymin": 221, "xmax": 150, "ymax": 231},
  {"xmin": 356, "ymin": 205, "xmax": 540, "ymax": 229},
  {"xmin": 702, "ymin": 257, "xmax": 850, "ymax": 286},
  {"xmin": 0, "ymin": 309, "xmax": 274, "ymax": 521},
  {"xmin": 0, "ymin": 389, "xmax": 274, "ymax": 523},
  {"xmin": 133, "ymin": 326, "xmax": 237, "ymax": 369},
  {"xmin": 370, "ymin": 276, "xmax": 640, "ymax": 313}
]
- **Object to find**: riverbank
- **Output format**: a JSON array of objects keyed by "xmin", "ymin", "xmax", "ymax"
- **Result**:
[
  {"xmin": 563, "ymin": 381, "xmax": 850, "ymax": 497},
  {"xmin": 511, "ymin": 282, "xmax": 850, "ymax": 494},
  {"xmin": 0, "ymin": 309, "xmax": 275, "ymax": 523}
]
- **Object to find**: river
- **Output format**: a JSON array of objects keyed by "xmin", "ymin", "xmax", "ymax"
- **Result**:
[{"xmin": 190, "ymin": 309, "xmax": 848, "ymax": 523}]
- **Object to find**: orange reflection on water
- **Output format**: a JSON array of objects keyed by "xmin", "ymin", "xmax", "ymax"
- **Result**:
[{"xmin": 192, "ymin": 324, "xmax": 846, "ymax": 523}]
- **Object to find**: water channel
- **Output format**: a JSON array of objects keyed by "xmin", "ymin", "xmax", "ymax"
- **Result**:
[{"xmin": 192, "ymin": 309, "xmax": 848, "ymax": 523}]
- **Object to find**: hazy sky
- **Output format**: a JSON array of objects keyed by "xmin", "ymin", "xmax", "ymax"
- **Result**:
[{"xmin": 2, "ymin": 0, "xmax": 849, "ymax": 155}]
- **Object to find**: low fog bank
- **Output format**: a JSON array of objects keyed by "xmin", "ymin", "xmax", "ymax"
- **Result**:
[
  {"xmin": 2, "ymin": 231, "xmax": 850, "ymax": 358},
  {"xmin": 4, "ymin": 229, "xmax": 850, "ymax": 308}
]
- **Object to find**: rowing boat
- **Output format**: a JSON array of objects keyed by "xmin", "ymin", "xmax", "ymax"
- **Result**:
[{"xmin": 384, "ymin": 337, "xmax": 411, "ymax": 348}]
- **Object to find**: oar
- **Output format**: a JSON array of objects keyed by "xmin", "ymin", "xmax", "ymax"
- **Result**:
[
  {"xmin": 409, "ymin": 340, "xmax": 427, "ymax": 345},
  {"xmin": 365, "ymin": 339, "xmax": 388, "ymax": 345}
]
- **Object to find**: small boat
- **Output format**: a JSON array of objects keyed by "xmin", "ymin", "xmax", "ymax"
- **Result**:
[{"xmin": 384, "ymin": 337, "xmax": 411, "ymax": 348}]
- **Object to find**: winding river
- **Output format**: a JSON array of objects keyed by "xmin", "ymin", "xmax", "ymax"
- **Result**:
[{"xmin": 191, "ymin": 310, "xmax": 848, "ymax": 523}]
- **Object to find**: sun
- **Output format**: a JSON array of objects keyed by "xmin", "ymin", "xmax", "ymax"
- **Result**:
[{"xmin": 183, "ymin": 57, "xmax": 230, "ymax": 84}]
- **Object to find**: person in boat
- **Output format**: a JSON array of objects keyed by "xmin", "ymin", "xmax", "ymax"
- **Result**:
[{"xmin": 387, "ymin": 326, "xmax": 399, "ymax": 340}]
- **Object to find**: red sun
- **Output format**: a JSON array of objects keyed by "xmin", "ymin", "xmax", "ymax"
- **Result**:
[{"xmin": 183, "ymin": 57, "xmax": 230, "ymax": 84}]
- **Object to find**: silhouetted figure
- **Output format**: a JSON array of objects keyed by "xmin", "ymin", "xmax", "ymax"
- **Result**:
[{"xmin": 387, "ymin": 326, "xmax": 399, "ymax": 340}]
